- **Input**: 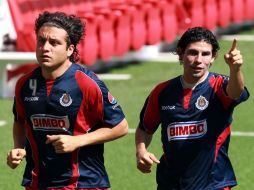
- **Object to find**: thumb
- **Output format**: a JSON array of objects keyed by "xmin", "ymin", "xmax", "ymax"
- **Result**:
[
  {"xmin": 149, "ymin": 154, "xmax": 160, "ymax": 164},
  {"xmin": 46, "ymin": 135, "xmax": 59, "ymax": 144},
  {"xmin": 18, "ymin": 149, "xmax": 26, "ymax": 157}
]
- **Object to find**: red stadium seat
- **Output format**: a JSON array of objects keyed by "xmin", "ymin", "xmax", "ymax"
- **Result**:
[
  {"xmin": 142, "ymin": 0, "xmax": 162, "ymax": 45},
  {"xmin": 125, "ymin": 0, "xmax": 147, "ymax": 50},
  {"xmin": 184, "ymin": 0, "xmax": 205, "ymax": 28},
  {"xmin": 78, "ymin": 13, "xmax": 99, "ymax": 66},
  {"xmin": 8, "ymin": 0, "xmax": 37, "ymax": 51},
  {"xmin": 91, "ymin": 1, "xmax": 115, "ymax": 61},
  {"xmin": 45, "ymin": 0, "xmax": 76, "ymax": 14},
  {"xmin": 109, "ymin": 1, "xmax": 131, "ymax": 57},
  {"xmin": 75, "ymin": 1, "xmax": 99, "ymax": 65},
  {"xmin": 203, "ymin": 0, "xmax": 218, "ymax": 31},
  {"xmin": 217, "ymin": 0, "xmax": 231, "ymax": 28},
  {"xmin": 7, "ymin": 0, "xmax": 24, "ymax": 33},
  {"xmin": 244, "ymin": 0, "xmax": 254, "ymax": 20},
  {"xmin": 230, "ymin": 0, "xmax": 244, "ymax": 24},
  {"xmin": 174, "ymin": 0, "xmax": 192, "ymax": 35},
  {"xmin": 160, "ymin": 0, "xmax": 178, "ymax": 43}
]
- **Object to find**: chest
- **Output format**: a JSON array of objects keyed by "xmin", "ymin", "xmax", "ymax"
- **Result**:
[
  {"xmin": 159, "ymin": 86, "xmax": 216, "ymax": 121},
  {"xmin": 20, "ymin": 78, "xmax": 83, "ymax": 134}
]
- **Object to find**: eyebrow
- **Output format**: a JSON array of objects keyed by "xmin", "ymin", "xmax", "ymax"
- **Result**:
[{"xmin": 187, "ymin": 49, "xmax": 212, "ymax": 53}]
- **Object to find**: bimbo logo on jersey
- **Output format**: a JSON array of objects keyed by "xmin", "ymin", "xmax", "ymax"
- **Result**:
[
  {"xmin": 31, "ymin": 114, "xmax": 70, "ymax": 131},
  {"xmin": 167, "ymin": 120, "xmax": 207, "ymax": 141}
]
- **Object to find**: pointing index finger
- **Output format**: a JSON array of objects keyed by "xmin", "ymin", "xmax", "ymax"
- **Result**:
[
  {"xmin": 229, "ymin": 39, "xmax": 237, "ymax": 52},
  {"xmin": 46, "ymin": 135, "xmax": 60, "ymax": 144}
]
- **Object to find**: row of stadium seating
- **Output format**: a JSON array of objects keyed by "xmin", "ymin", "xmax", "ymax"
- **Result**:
[{"xmin": 7, "ymin": 0, "xmax": 254, "ymax": 66}]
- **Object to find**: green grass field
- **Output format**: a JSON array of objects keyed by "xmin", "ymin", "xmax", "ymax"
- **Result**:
[{"xmin": 1, "ymin": 28, "xmax": 254, "ymax": 189}]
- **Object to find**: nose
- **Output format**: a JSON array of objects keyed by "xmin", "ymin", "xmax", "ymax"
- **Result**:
[
  {"xmin": 41, "ymin": 41, "xmax": 50, "ymax": 51},
  {"xmin": 195, "ymin": 53, "xmax": 202, "ymax": 63}
]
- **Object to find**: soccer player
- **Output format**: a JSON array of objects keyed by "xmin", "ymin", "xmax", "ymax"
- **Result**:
[
  {"xmin": 6, "ymin": 11, "xmax": 128, "ymax": 190},
  {"xmin": 135, "ymin": 27, "xmax": 249, "ymax": 190}
]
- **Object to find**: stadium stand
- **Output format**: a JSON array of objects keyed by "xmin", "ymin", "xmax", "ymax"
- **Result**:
[{"xmin": 1, "ymin": 0, "xmax": 254, "ymax": 98}]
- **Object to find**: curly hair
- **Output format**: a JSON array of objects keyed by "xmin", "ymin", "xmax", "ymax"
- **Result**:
[
  {"xmin": 176, "ymin": 27, "xmax": 220, "ymax": 57},
  {"xmin": 35, "ymin": 11, "xmax": 85, "ymax": 63}
]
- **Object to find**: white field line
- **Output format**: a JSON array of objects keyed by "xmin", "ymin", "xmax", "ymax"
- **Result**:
[
  {"xmin": 220, "ymin": 34, "xmax": 254, "ymax": 41},
  {"xmin": 231, "ymin": 131, "xmax": 254, "ymax": 137},
  {"xmin": 128, "ymin": 128, "xmax": 254, "ymax": 137},
  {"xmin": 0, "ymin": 120, "xmax": 7, "ymax": 127},
  {"xmin": 97, "ymin": 74, "xmax": 131, "ymax": 80}
]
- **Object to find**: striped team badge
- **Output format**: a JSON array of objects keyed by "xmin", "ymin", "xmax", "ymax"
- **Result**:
[
  {"xmin": 195, "ymin": 95, "xmax": 209, "ymax": 110},
  {"xmin": 60, "ymin": 93, "xmax": 72, "ymax": 107},
  {"xmin": 108, "ymin": 92, "xmax": 117, "ymax": 104}
]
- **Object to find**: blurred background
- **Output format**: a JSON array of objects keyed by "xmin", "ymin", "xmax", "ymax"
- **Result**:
[{"xmin": 0, "ymin": 0, "xmax": 254, "ymax": 189}]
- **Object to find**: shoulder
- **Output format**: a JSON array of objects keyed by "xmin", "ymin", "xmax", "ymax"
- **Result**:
[
  {"xmin": 15, "ymin": 67, "xmax": 40, "ymax": 92},
  {"xmin": 208, "ymin": 72, "xmax": 229, "ymax": 88},
  {"xmin": 73, "ymin": 63, "xmax": 105, "ymax": 93},
  {"xmin": 151, "ymin": 76, "xmax": 179, "ymax": 96}
]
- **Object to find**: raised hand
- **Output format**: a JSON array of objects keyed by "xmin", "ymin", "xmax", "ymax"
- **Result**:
[{"xmin": 224, "ymin": 39, "xmax": 243, "ymax": 70}]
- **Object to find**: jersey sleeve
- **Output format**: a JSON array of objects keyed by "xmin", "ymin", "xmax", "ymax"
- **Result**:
[
  {"xmin": 13, "ymin": 74, "xmax": 29, "ymax": 124},
  {"xmin": 209, "ymin": 74, "xmax": 249, "ymax": 110},
  {"xmin": 96, "ymin": 79, "xmax": 125, "ymax": 127},
  {"xmin": 139, "ymin": 81, "xmax": 170, "ymax": 134},
  {"xmin": 75, "ymin": 70, "xmax": 125, "ymax": 128}
]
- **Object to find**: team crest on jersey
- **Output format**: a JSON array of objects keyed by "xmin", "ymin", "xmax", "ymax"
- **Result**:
[
  {"xmin": 167, "ymin": 120, "xmax": 207, "ymax": 141},
  {"xmin": 195, "ymin": 95, "xmax": 209, "ymax": 110},
  {"xmin": 60, "ymin": 93, "xmax": 72, "ymax": 107},
  {"xmin": 108, "ymin": 92, "xmax": 117, "ymax": 104}
]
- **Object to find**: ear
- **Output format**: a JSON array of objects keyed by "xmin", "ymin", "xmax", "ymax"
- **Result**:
[
  {"xmin": 67, "ymin": 44, "xmax": 74, "ymax": 57},
  {"xmin": 211, "ymin": 52, "xmax": 218, "ymax": 63},
  {"xmin": 209, "ymin": 53, "xmax": 217, "ymax": 67},
  {"xmin": 176, "ymin": 47, "xmax": 183, "ymax": 61}
]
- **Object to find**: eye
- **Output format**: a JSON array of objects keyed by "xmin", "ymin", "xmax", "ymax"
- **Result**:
[
  {"xmin": 187, "ymin": 49, "xmax": 198, "ymax": 56},
  {"xmin": 49, "ymin": 40, "xmax": 59, "ymax": 46},
  {"xmin": 37, "ymin": 37, "xmax": 46, "ymax": 45},
  {"xmin": 202, "ymin": 51, "xmax": 212, "ymax": 56}
]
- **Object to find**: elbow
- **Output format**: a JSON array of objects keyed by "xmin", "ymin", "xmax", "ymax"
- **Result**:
[
  {"xmin": 119, "ymin": 118, "xmax": 129, "ymax": 137},
  {"xmin": 122, "ymin": 121, "xmax": 129, "ymax": 137}
]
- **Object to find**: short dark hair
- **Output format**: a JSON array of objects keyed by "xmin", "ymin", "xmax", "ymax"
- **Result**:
[
  {"xmin": 35, "ymin": 11, "xmax": 85, "ymax": 63},
  {"xmin": 176, "ymin": 27, "xmax": 220, "ymax": 56}
]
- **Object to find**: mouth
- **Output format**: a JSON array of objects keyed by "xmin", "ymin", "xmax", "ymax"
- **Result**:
[{"xmin": 41, "ymin": 55, "xmax": 51, "ymax": 61}]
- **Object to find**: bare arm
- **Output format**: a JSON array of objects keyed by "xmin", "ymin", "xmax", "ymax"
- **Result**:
[
  {"xmin": 135, "ymin": 127, "xmax": 160, "ymax": 173},
  {"xmin": 13, "ymin": 121, "xmax": 26, "ymax": 148},
  {"xmin": 224, "ymin": 39, "xmax": 245, "ymax": 99},
  {"xmin": 7, "ymin": 121, "xmax": 26, "ymax": 169},
  {"xmin": 46, "ymin": 118, "xmax": 129, "ymax": 153}
]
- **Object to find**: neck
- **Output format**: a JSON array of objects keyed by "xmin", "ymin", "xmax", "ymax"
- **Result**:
[
  {"xmin": 181, "ymin": 72, "xmax": 209, "ymax": 89},
  {"xmin": 42, "ymin": 61, "xmax": 72, "ymax": 80}
]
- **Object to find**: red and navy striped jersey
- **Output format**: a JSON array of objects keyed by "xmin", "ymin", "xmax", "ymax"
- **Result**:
[
  {"xmin": 139, "ymin": 72, "xmax": 249, "ymax": 190},
  {"xmin": 13, "ymin": 63, "xmax": 125, "ymax": 189}
]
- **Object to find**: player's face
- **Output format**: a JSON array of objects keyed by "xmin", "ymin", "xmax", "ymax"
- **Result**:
[
  {"xmin": 181, "ymin": 40, "xmax": 215, "ymax": 83},
  {"xmin": 36, "ymin": 26, "xmax": 74, "ymax": 76}
]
